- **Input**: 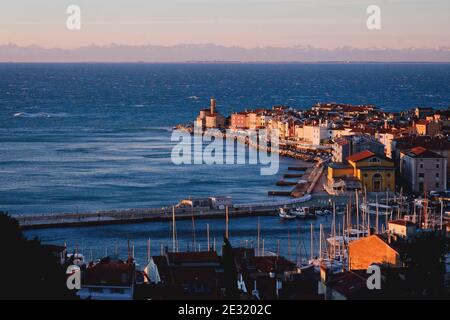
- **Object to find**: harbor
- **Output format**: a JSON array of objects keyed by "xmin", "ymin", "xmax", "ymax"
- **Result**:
[{"xmin": 20, "ymin": 191, "xmax": 450, "ymax": 300}]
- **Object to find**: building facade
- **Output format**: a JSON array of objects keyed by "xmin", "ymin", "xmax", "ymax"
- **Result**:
[
  {"xmin": 348, "ymin": 235, "xmax": 401, "ymax": 270},
  {"xmin": 346, "ymin": 150, "xmax": 395, "ymax": 192},
  {"xmin": 333, "ymin": 135, "xmax": 385, "ymax": 163},
  {"xmin": 399, "ymin": 146, "xmax": 447, "ymax": 193}
]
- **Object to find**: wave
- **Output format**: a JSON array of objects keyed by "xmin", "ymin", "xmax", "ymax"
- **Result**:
[
  {"xmin": 188, "ymin": 95, "xmax": 200, "ymax": 100},
  {"xmin": 13, "ymin": 112, "xmax": 68, "ymax": 118}
]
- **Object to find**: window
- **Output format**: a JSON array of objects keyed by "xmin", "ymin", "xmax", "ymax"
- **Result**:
[
  {"xmin": 387, "ymin": 173, "xmax": 391, "ymax": 178},
  {"xmin": 419, "ymin": 164, "xmax": 423, "ymax": 169},
  {"xmin": 369, "ymin": 158, "xmax": 380, "ymax": 163},
  {"xmin": 436, "ymin": 173, "xmax": 440, "ymax": 178},
  {"xmin": 419, "ymin": 173, "xmax": 424, "ymax": 178},
  {"xmin": 436, "ymin": 182, "xmax": 440, "ymax": 188},
  {"xmin": 364, "ymin": 173, "xmax": 368, "ymax": 178},
  {"xmin": 436, "ymin": 164, "xmax": 440, "ymax": 169}
]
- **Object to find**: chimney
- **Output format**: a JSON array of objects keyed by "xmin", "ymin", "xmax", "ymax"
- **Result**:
[{"xmin": 210, "ymin": 98, "xmax": 216, "ymax": 114}]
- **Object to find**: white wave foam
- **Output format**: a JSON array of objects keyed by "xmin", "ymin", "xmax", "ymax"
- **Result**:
[{"xmin": 13, "ymin": 112, "xmax": 68, "ymax": 118}]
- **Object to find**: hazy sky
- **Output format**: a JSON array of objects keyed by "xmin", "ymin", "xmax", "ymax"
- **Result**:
[{"xmin": 1, "ymin": 0, "xmax": 449, "ymax": 49}]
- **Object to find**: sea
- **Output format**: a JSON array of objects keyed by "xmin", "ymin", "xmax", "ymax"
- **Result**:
[{"xmin": 1, "ymin": 63, "xmax": 449, "ymax": 262}]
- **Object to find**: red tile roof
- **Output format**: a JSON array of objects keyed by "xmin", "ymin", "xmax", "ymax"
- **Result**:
[
  {"xmin": 346, "ymin": 150, "xmax": 375, "ymax": 162},
  {"xmin": 253, "ymin": 256, "xmax": 297, "ymax": 273},
  {"xmin": 405, "ymin": 146, "xmax": 444, "ymax": 158},
  {"xmin": 328, "ymin": 271, "xmax": 369, "ymax": 297},
  {"xmin": 83, "ymin": 259, "xmax": 134, "ymax": 286}
]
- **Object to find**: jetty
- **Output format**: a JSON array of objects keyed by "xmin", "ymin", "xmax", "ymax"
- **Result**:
[{"xmin": 15, "ymin": 206, "xmax": 277, "ymax": 230}]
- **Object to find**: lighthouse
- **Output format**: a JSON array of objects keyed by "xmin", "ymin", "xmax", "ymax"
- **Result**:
[{"xmin": 210, "ymin": 98, "xmax": 216, "ymax": 114}]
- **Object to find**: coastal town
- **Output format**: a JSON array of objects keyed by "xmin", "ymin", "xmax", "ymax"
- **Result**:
[
  {"xmin": 181, "ymin": 98, "xmax": 449, "ymax": 199},
  {"xmin": 3, "ymin": 98, "xmax": 449, "ymax": 301}
]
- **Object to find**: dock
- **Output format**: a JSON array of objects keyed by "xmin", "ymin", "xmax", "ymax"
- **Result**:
[
  {"xmin": 287, "ymin": 166, "xmax": 307, "ymax": 171},
  {"xmin": 283, "ymin": 173, "xmax": 303, "ymax": 179},
  {"xmin": 276, "ymin": 180, "xmax": 297, "ymax": 186},
  {"xmin": 15, "ymin": 205, "xmax": 280, "ymax": 230},
  {"xmin": 268, "ymin": 191, "xmax": 292, "ymax": 196}
]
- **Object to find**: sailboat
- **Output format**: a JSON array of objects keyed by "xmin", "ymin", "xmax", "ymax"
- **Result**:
[
  {"xmin": 308, "ymin": 224, "xmax": 344, "ymax": 274},
  {"xmin": 279, "ymin": 207, "xmax": 297, "ymax": 220}
]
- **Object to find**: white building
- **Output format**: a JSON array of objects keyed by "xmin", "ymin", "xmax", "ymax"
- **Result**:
[{"xmin": 302, "ymin": 121, "xmax": 330, "ymax": 145}]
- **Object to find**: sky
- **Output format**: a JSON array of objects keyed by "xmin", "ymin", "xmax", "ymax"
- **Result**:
[{"xmin": 1, "ymin": 0, "xmax": 449, "ymax": 50}]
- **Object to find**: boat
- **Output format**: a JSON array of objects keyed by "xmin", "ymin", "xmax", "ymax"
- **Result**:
[
  {"xmin": 294, "ymin": 206, "xmax": 317, "ymax": 219},
  {"xmin": 293, "ymin": 206, "xmax": 307, "ymax": 219},
  {"xmin": 315, "ymin": 210, "xmax": 325, "ymax": 216},
  {"xmin": 360, "ymin": 202, "xmax": 398, "ymax": 216},
  {"xmin": 66, "ymin": 253, "xmax": 87, "ymax": 267},
  {"xmin": 279, "ymin": 207, "xmax": 297, "ymax": 220},
  {"xmin": 327, "ymin": 228, "xmax": 368, "ymax": 248}
]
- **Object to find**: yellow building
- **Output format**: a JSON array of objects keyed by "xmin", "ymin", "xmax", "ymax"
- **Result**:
[
  {"xmin": 327, "ymin": 150, "xmax": 395, "ymax": 193},
  {"xmin": 346, "ymin": 150, "xmax": 395, "ymax": 192}
]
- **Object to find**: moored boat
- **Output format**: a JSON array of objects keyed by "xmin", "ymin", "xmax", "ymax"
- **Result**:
[{"xmin": 279, "ymin": 207, "xmax": 297, "ymax": 220}]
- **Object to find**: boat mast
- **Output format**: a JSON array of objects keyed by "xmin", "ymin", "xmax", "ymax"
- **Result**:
[
  {"xmin": 148, "ymin": 238, "xmax": 151, "ymax": 263},
  {"xmin": 225, "ymin": 205, "xmax": 229, "ymax": 239},
  {"xmin": 347, "ymin": 204, "xmax": 352, "ymax": 238},
  {"xmin": 191, "ymin": 205, "xmax": 196, "ymax": 251},
  {"xmin": 277, "ymin": 240, "xmax": 280, "ymax": 257},
  {"xmin": 257, "ymin": 217, "xmax": 260, "ymax": 256},
  {"xmin": 172, "ymin": 206, "xmax": 177, "ymax": 253},
  {"xmin": 319, "ymin": 224, "xmax": 323, "ymax": 262},
  {"xmin": 310, "ymin": 223, "xmax": 314, "ymax": 261},
  {"xmin": 332, "ymin": 202, "xmax": 336, "ymax": 257},
  {"xmin": 385, "ymin": 190, "xmax": 389, "ymax": 231},
  {"xmin": 207, "ymin": 223, "xmax": 210, "ymax": 252},
  {"xmin": 288, "ymin": 228, "xmax": 291, "ymax": 261},
  {"xmin": 375, "ymin": 195, "xmax": 379, "ymax": 234},
  {"xmin": 338, "ymin": 222, "xmax": 341, "ymax": 259},
  {"xmin": 297, "ymin": 224, "xmax": 301, "ymax": 265}
]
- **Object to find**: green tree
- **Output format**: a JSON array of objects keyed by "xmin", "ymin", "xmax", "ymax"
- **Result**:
[
  {"xmin": 0, "ymin": 212, "xmax": 76, "ymax": 300},
  {"xmin": 222, "ymin": 236, "xmax": 239, "ymax": 299}
]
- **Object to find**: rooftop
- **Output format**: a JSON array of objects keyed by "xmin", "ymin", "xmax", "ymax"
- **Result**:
[
  {"xmin": 83, "ymin": 257, "xmax": 134, "ymax": 287},
  {"xmin": 389, "ymin": 220, "xmax": 416, "ymax": 227},
  {"xmin": 346, "ymin": 150, "xmax": 375, "ymax": 162},
  {"xmin": 167, "ymin": 251, "xmax": 221, "ymax": 265},
  {"xmin": 403, "ymin": 146, "xmax": 445, "ymax": 159},
  {"xmin": 328, "ymin": 162, "xmax": 352, "ymax": 169}
]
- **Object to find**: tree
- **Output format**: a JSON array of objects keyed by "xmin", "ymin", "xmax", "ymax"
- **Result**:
[
  {"xmin": 222, "ymin": 236, "xmax": 239, "ymax": 299},
  {"xmin": 0, "ymin": 212, "xmax": 76, "ymax": 299}
]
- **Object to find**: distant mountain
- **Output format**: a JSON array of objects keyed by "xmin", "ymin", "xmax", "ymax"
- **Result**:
[{"xmin": 1, "ymin": 43, "xmax": 450, "ymax": 62}]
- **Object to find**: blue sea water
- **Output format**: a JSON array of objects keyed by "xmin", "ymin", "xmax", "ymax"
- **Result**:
[
  {"xmin": 1, "ymin": 63, "xmax": 449, "ymax": 259},
  {"xmin": 1, "ymin": 63, "xmax": 450, "ymax": 215}
]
